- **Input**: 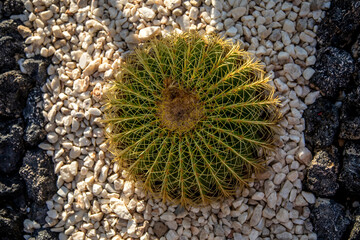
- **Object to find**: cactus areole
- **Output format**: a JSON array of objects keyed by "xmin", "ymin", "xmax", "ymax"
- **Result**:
[
  {"xmin": 105, "ymin": 33, "xmax": 280, "ymax": 206},
  {"xmin": 157, "ymin": 83, "xmax": 204, "ymax": 133}
]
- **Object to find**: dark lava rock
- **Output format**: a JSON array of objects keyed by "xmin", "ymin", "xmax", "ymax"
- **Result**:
[
  {"xmin": 22, "ymin": 58, "xmax": 49, "ymax": 86},
  {"xmin": 23, "ymin": 88, "xmax": 46, "ymax": 146},
  {"xmin": 352, "ymin": 33, "xmax": 360, "ymax": 60},
  {"xmin": 303, "ymin": 98, "xmax": 340, "ymax": 150},
  {"xmin": 317, "ymin": 0, "xmax": 360, "ymax": 49},
  {"xmin": 33, "ymin": 228, "xmax": 58, "ymax": 240},
  {"xmin": 0, "ymin": 174, "xmax": 23, "ymax": 198},
  {"xmin": 0, "ymin": 207, "xmax": 23, "ymax": 240},
  {"xmin": 311, "ymin": 47, "xmax": 355, "ymax": 98},
  {"xmin": 0, "ymin": 35, "xmax": 23, "ymax": 74},
  {"xmin": 0, "ymin": 19, "xmax": 23, "ymax": 40},
  {"xmin": 153, "ymin": 221, "xmax": 169, "ymax": 238},
  {"xmin": 311, "ymin": 198, "xmax": 351, "ymax": 240},
  {"xmin": 349, "ymin": 209, "xmax": 360, "ymax": 240},
  {"xmin": 19, "ymin": 149, "xmax": 56, "ymax": 205},
  {"xmin": 28, "ymin": 203, "xmax": 48, "ymax": 226},
  {"xmin": 0, "ymin": 70, "xmax": 33, "ymax": 118},
  {"xmin": 306, "ymin": 145, "xmax": 340, "ymax": 197},
  {"xmin": 2, "ymin": 0, "xmax": 24, "ymax": 18},
  {"xmin": 338, "ymin": 141, "xmax": 360, "ymax": 196},
  {"xmin": 339, "ymin": 86, "xmax": 360, "ymax": 140},
  {"xmin": 0, "ymin": 118, "xmax": 24, "ymax": 173}
]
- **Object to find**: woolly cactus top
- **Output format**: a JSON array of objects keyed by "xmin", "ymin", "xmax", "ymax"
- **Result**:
[{"xmin": 105, "ymin": 33, "xmax": 280, "ymax": 206}]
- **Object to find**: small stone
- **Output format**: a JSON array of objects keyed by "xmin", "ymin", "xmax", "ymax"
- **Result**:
[
  {"xmin": 230, "ymin": 7, "xmax": 247, "ymax": 21},
  {"xmin": 88, "ymin": 108, "xmax": 102, "ymax": 116},
  {"xmin": 39, "ymin": 10, "xmax": 53, "ymax": 21},
  {"xmin": 164, "ymin": 0, "xmax": 181, "ymax": 10},
  {"xmin": 113, "ymin": 201, "xmax": 132, "ymax": 220},
  {"xmin": 302, "ymin": 191, "xmax": 316, "ymax": 204},
  {"xmin": 226, "ymin": 26, "xmax": 237, "ymax": 37},
  {"xmin": 72, "ymin": 232, "xmax": 85, "ymax": 240},
  {"xmin": 250, "ymin": 205, "xmax": 263, "ymax": 227},
  {"xmin": 296, "ymin": 147, "xmax": 312, "ymax": 165},
  {"xmin": 60, "ymin": 165, "xmax": 74, "ymax": 183},
  {"xmin": 299, "ymin": 2, "xmax": 311, "ymax": 17},
  {"xmin": 160, "ymin": 212, "xmax": 176, "ymax": 222},
  {"xmin": 79, "ymin": 53, "xmax": 92, "ymax": 69},
  {"xmin": 189, "ymin": 7, "xmax": 199, "ymax": 20},
  {"xmin": 138, "ymin": 7, "xmax": 156, "ymax": 21},
  {"xmin": 165, "ymin": 230, "xmax": 179, "ymax": 240},
  {"xmin": 47, "ymin": 132, "xmax": 58, "ymax": 144},
  {"xmin": 17, "ymin": 25, "xmax": 32, "ymax": 38},
  {"xmin": 303, "ymin": 67, "xmax": 315, "ymax": 80},
  {"xmin": 138, "ymin": 27, "xmax": 161, "ymax": 41},
  {"xmin": 251, "ymin": 192, "xmax": 264, "ymax": 201},
  {"xmin": 284, "ymin": 63, "xmax": 302, "ymax": 80},
  {"xmin": 153, "ymin": 222, "xmax": 169, "ymax": 238},
  {"xmin": 279, "ymin": 180, "xmax": 293, "ymax": 199},
  {"xmin": 83, "ymin": 59, "xmax": 100, "ymax": 76},
  {"xmin": 300, "ymin": 32, "xmax": 314, "ymax": 43},
  {"xmin": 283, "ymin": 20, "xmax": 295, "ymax": 33},
  {"xmin": 276, "ymin": 208, "xmax": 289, "ymax": 223},
  {"xmin": 52, "ymin": 25, "xmax": 63, "ymax": 38},
  {"xmin": 70, "ymin": 146, "xmax": 81, "ymax": 159}
]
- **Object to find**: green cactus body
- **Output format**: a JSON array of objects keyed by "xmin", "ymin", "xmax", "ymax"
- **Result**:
[{"xmin": 105, "ymin": 33, "xmax": 280, "ymax": 206}]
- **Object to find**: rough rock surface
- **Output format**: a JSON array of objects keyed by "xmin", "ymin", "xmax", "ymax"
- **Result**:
[
  {"xmin": 340, "ymin": 85, "xmax": 360, "ymax": 139},
  {"xmin": 338, "ymin": 141, "xmax": 360, "ymax": 196},
  {"xmin": 0, "ymin": 174, "xmax": 23, "ymax": 198},
  {"xmin": 0, "ymin": 20, "xmax": 23, "ymax": 73},
  {"xmin": 349, "ymin": 209, "xmax": 360, "ymax": 240},
  {"xmin": 311, "ymin": 47, "xmax": 355, "ymax": 98},
  {"xmin": 0, "ymin": 70, "xmax": 33, "ymax": 118},
  {"xmin": 0, "ymin": 207, "xmax": 23, "ymax": 240},
  {"xmin": 317, "ymin": 0, "xmax": 360, "ymax": 49},
  {"xmin": 0, "ymin": 0, "xmax": 54, "ymax": 238},
  {"xmin": 0, "ymin": 119, "xmax": 24, "ymax": 173},
  {"xmin": 23, "ymin": 88, "xmax": 46, "ymax": 146},
  {"xmin": 1, "ymin": 0, "xmax": 25, "ymax": 18},
  {"xmin": 22, "ymin": 58, "xmax": 49, "ymax": 86},
  {"xmin": 306, "ymin": 146, "xmax": 339, "ymax": 197},
  {"xmin": 310, "ymin": 198, "xmax": 351, "ymax": 240},
  {"xmin": 19, "ymin": 149, "xmax": 56, "ymax": 205},
  {"xmin": 33, "ymin": 228, "xmax": 58, "ymax": 240},
  {"xmin": 303, "ymin": 98, "xmax": 340, "ymax": 150}
]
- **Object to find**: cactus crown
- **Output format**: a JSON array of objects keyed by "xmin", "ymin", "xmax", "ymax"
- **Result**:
[{"xmin": 105, "ymin": 33, "xmax": 280, "ymax": 206}]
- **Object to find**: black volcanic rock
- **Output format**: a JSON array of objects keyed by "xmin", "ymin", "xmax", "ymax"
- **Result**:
[
  {"xmin": 306, "ymin": 145, "xmax": 340, "ymax": 197},
  {"xmin": 311, "ymin": 198, "xmax": 351, "ymax": 240},
  {"xmin": 303, "ymin": 98, "xmax": 340, "ymax": 150},
  {"xmin": 22, "ymin": 58, "xmax": 49, "ymax": 86},
  {"xmin": 23, "ymin": 88, "xmax": 46, "ymax": 146},
  {"xmin": 0, "ymin": 174, "xmax": 23, "ymax": 198},
  {"xmin": 317, "ymin": 0, "xmax": 360, "ymax": 49},
  {"xmin": 0, "ymin": 119, "xmax": 24, "ymax": 173},
  {"xmin": 349, "ymin": 208, "xmax": 360, "ymax": 240},
  {"xmin": 0, "ymin": 70, "xmax": 34, "ymax": 118},
  {"xmin": 338, "ymin": 141, "xmax": 360, "ymax": 196},
  {"xmin": 311, "ymin": 47, "xmax": 355, "ymax": 98},
  {"xmin": 0, "ymin": 207, "xmax": 23, "ymax": 240},
  {"xmin": 19, "ymin": 149, "xmax": 56, "ymax": 205},
  {"xmin": 2, "ymin": 0, "xmax": 25, "ymax": 18},
  {"xmin": 339, "ymin": 86, "xmax": 360, "ymax": 140}
]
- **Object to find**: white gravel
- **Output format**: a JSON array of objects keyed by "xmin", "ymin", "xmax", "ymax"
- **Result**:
[{"xmin": 19, "ymin": 0, "xmax": 331, "ymax": 239}]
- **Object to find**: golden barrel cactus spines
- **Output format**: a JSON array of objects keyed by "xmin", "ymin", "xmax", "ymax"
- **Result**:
[{"xmin": 105, "ymin": 32, "xmax": 281, "ymax": 206}]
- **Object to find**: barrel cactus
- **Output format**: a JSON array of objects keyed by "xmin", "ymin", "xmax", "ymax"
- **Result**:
[{"xmin": 105, "ymin": 33, "xmax": 280, "ymax": 205}]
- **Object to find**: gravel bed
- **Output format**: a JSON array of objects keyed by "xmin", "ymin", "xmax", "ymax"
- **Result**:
[{"xmin": 17, "ymin": 0, "xmax": 330, "ymax": 239}]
